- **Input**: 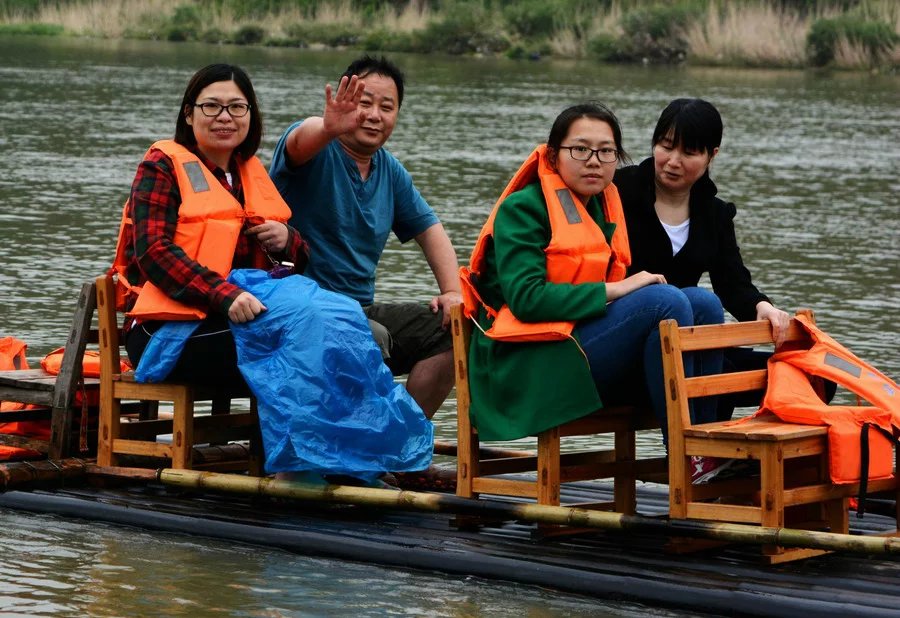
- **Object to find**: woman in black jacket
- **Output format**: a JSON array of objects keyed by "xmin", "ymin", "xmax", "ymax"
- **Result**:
[{"xmin": 614, "ymin": 98, "xmax": 799, "ymax": 483}]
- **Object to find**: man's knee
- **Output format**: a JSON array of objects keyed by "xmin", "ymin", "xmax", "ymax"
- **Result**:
[
  {"xmin": 365, "ymin": 302, "xmax": 452, "ymax": 375},
  {"xmin": 367, "ymin": 319, "xmax": 391, "ymax": 360}
]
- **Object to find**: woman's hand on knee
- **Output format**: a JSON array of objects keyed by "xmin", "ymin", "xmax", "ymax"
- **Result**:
[
  {"xmin": 607, "ymin": 271, "xmax": 667, "ymax": 301},
  {"xmin": 228, "ymin": 292, "xmax": 267, "ymax": 323}
]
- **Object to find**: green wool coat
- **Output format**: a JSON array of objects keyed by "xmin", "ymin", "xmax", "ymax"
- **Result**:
[{"xmin": 468, "ymin": 183, "xmax": 619, "ymax": 441}]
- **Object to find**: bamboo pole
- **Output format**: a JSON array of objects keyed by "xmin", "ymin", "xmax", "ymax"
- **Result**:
[
  {"xmin": 433, "ymin": 440, "xmax": 534, "ymax": 459},
  {"xmin": 156, "ymin": 468, "xmax": 900, "ymax": 557},
  {"xmin": 0, "ymin": 457, "xmax": 91, "ymax": 490}
]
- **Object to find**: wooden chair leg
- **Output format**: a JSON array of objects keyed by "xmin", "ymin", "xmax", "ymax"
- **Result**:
[
  {"xmin": 139, "ymin": 401, "xmax": 159, "ymax": 421},
  {"xmin": 48, "ymin": 405, "xmax": 71, "ymax": 461},
  {"xmin": 171, "ymin": 389, "xmax": 194, "ymax": 470},
  {"xmin": 248, "ymin": 398, "xmax": 264, "ymax": 477},
  {"xmin": 537, "ymin": 427, "xmax": 561, "ymax": 506},
  {"xmin": 211, "ymin": 396, "xmax": 229, "ymax": 415},
  {"xmin": 98, "ymin": 392, "xmax": 122, "ymax": 467},
  {"xmin": 824, "ymin": 497, "xmax": 850, "ymax": 534},
  {"xmin": 456, "ymin": 406, "xmax": 478, "ymax": 499},
  {"xmin": 614, "ymin": 428, "xmax": 637, "ymax": 515},
  {"xmin": 894, "ymin": 455, "xmax": 900, "ymax": 533},
  {"xmin": 761, "ymin": 444, "xmax": 786, "ymax": 557},
  {"xmin": 670, "ymin": 452, "xmax": 690, "ymax": 519}
]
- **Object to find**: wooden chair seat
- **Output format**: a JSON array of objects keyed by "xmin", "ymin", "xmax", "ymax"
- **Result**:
[
  {"xmin": 684, "ymin": 414, "xmax": 827, "ymax": 441},
  {"xmin": 660, "ymin": 313, "xmax": 899, "ymax": 563},
  {"xmin": 450, "ymin": 305, "xmax": 666, "ymax": 519},
  {"xmin": 95, "ymin": 275, "xmax": 263, "ymax": 474},
  {"xmin": 0, "ymin": 281, "xmax": 97, "ymax": 459}
]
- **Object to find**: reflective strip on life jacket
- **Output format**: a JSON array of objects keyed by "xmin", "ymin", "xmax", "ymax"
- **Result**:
[
  {"xmin": 460, "ymin": 144, "xmax": 631, "ymax": 342},
  {"xmin": 110, "ymin": 139, "xmax": 292, "ymax": 321},
  {"xmin": 761, "ymin": 315, "xmax": 900, "ymax": 484}
]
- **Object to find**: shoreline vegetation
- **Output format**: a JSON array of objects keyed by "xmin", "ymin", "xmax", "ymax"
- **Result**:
[{"xmin": 1, "ymin": 0, "xmax": 897, "ymax": 71}]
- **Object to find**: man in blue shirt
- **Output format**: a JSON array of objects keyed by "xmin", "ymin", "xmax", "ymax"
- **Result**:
[{"xmin": 270, "ymin": 55, "xmax": 461, "ymax": 419}]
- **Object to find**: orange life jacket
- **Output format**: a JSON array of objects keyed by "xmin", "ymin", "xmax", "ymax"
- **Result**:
[
  {"xmin": 110, "ymin": 139, "xmax": 292, "ymax": 321},
  {"xmin": 40, "ymin": 348, "xmax": 130, "ymax": 378},
  {"xmin": 760, "ymin": 314, "xmax": 900, "ymax": 484},
  {"xmin": 459, "ymin": 144, "xmax": 631, "ymax": 342},
  {"xmin": 0, "ymin": 337, "xmax": 28, "ymax": 372},
  {"xmin": 0, "ymin": 337, "xmax": 32, "ymax": 413},
  {"xmin": 0, "ymin": 337, "xmax": 46, "ymax": 460}
]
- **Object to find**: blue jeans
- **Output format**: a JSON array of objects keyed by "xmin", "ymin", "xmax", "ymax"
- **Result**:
[
  {"xmin": 680, "ymin": 287, "xmax": 725, "ymax": 425},
  {"xmin": 576, "ymin": 284, "xmax": 693, "ymax": 445}
]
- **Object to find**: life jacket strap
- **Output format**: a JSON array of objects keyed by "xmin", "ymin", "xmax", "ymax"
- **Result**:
[{"xmin": 857, "ymin": 422, "xmax": 900, "ymax": 518}]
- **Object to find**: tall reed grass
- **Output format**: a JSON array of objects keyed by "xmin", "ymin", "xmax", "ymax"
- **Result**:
[
  {"xmin": 0, "ymin": 0, "xmax": 896, "ymax": 70},
  {"xmin": 685, "ymin": 2, "xmax": 808, "ymax": 68}
]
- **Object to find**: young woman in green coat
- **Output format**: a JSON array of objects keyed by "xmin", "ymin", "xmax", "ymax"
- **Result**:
[{"xmin": 463, "ymin": 103, "xmax": 696, "ymax": 445}]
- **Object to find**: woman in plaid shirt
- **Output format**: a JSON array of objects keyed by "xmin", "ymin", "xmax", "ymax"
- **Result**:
[{"xmin": 119, "ymin": 64, "xmax": 309, "ymax": 387}]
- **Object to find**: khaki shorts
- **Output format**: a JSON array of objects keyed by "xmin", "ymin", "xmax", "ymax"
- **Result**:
[{"xmin": 363, "ymin": 302, "xmax": 452, "ymax": 376}]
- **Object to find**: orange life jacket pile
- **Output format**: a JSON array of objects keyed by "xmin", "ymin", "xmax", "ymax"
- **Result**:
[
  {"xmin": 758, "ymin": 315, "xmax": 899, "ymax": 513},
  {"xmin": 0, "ymin": 338, "xmax": 128, "ymax": 461},
  {"xmin": 0, "ymin": 337, "xmax": 48, "ymax": 460}
]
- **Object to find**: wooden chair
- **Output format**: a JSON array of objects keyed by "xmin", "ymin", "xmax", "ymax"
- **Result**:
[
  {"xmin": 0, "ymin": 281, "xmax": 97, "ymax": 460},
  {"xmin": 450, "ymin": 305, "xmax": 666, "ymax": 517},
  {"xmin": 95, "ymin": 275, "xmax": 263, "ymax": 474},
  {"xmin": 660, "ymin": 312, "xmax": 899, "ymax": 563}
]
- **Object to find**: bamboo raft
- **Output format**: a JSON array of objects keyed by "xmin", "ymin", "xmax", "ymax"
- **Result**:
[{"xmin": 0, "ymin": 455, "xmax": 898, "ymax": 617}]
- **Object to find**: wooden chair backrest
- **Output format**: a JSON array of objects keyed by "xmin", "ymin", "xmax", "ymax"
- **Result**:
[
  {"xmin": 95, "ymin": 275, "xmax": 126, "ymax": 383},
  {"xmin": 660, "ymin": 310, "xmax": 815, "ymax": 435},
  {"xmin": 52, "ymin": 280, "xmax": 98, "ymax": 409},
  {"xmin": 450, "ymin": 304, "xmax": 473, "ymax": 422}
]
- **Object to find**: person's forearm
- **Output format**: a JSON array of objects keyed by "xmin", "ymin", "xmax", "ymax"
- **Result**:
[
  {"xmin": 285, "ymin": 117, "xmax": 333, "ymax": 167},
  {"xmin": 417, "ymin": 224, "xmax": 460, "ymax": 293}
]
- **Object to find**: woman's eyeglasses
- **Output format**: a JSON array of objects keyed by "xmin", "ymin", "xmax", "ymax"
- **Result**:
[
  {"xmin": 194, "ymin": 102, "xmax": 251, "ymax": 117},
  {"xmin": 559, "ymin": 145, "xmax": 618, "ymax": 164}
]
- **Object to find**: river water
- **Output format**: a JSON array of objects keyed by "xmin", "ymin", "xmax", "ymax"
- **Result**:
[{"xmin": 0, "ymin": 35, "xmax": 897, "ymax": 616}]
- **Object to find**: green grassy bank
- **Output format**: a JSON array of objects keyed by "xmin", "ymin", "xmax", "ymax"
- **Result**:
[{"xmin": 1, "ymin": 0, "xmax": 898, "ymax": 71}]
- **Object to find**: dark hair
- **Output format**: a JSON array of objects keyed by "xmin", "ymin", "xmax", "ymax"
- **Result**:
[
  {"xmin": 341, "ymin": 54, "xmax": 405, "ymax": 108},
  {"xmin": 651, "ymin": 98, "xmax": 722, "ymax": 156},
  {"xmin": 547, "ymin": 102, "xmax": 630, "ymax": 164},
  {"xmin": 174, "ymin": 63, "xmax": 262, "ymax": 159}
]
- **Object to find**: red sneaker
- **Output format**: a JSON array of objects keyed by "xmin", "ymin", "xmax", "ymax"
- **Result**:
[{"xmin": 691, "ymin": 456, "xmax": 737, "ymax": 484}]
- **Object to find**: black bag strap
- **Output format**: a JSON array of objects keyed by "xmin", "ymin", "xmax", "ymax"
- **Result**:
[{"xmin": 857, "ymin": 422, "xmax": 900, "ymax": 518}]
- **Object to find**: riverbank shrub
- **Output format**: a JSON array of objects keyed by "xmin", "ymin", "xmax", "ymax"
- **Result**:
[
  {"xmin": 166, "ymin": 5, "xmax": 202, "ymax": 41},
  {"xmin": 362, "ymin": 28, "xmax": 415, "ymax": 52},
  {"xmin": 232, "ymin": 24, "xmax": 266, "ymax": 45},
  {"xmin": 201, "ymin": 27, "xmax": 227, "ymax": 44},
  {"xmin": 0, "ymin": 21, "xmax": 60, "ymax": 35},
  {"xmin": 807, "ymin": 15, "xmax": 898, "ymax": 66},
  {"xmin": 502, "ymin": 0, "xmax": 557, "ymax": 39},
  {"xmin": 591, "ymin": 2, "xmax": 703, "ymax": 63},
  {"xmin": 413, "ymin": 0, "xmax": 508, "ymax": 55},
  {"xmin": 284, "ymin": 21, "xmax": 360, "ymax": 47}
]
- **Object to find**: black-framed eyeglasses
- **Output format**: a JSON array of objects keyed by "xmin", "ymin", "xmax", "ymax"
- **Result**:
[
  {"xmin": 194, "ymin": 102, "xmax": 251, "ymax": 117},
  {"xmin": 559, "ymin": 145, "xmax": 618, "ymax": 164}
]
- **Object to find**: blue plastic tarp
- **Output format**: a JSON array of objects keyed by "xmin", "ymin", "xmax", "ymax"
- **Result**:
[
  {"xmin": 133, "ymin": 269, "xmax": 433, "ymax": 479},
  {"xmin": 228, "ymin": 269, "xmax": 433, "ymax": 478},
  {"xmin": 133, "ymin": 320, "xmax": 201, "ymax": 383}
]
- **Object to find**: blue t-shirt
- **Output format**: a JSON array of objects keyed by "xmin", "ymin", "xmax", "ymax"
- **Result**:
[{"xmin": 270, "ymin": 120, "xmax": 439, "ymax": 304}]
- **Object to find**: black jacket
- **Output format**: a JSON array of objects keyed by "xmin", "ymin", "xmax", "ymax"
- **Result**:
[{"xmin": 614, "ymin": 157, "xmax": 769, "ymax": 322}]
